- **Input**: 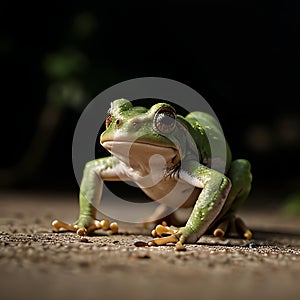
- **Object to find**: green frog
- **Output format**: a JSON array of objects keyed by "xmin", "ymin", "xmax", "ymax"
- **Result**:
[{"xmin": 52, "ymin": 99, "xmax": 252, "ymax": 247}]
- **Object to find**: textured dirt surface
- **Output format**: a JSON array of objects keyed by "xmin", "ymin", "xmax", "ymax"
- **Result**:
[{"xmin": 0, "ymin": 191, "xmax": 299, "ymax": 300}]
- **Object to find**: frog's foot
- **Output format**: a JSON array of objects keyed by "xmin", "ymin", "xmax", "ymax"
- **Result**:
[
  {"xmin": 213, "ymin": 216, "xmax": 252, "ymax": 240},
  {"xmin": 149, "ymin": 222, "xmax": 179, "ymax": 244},
  {"xmin": 52, "ymin": 217, "xmax": 118, "ymax": 236},
  {"xmin": 148, "ymin": 222, "xmax": 197, "ymax": 250}
]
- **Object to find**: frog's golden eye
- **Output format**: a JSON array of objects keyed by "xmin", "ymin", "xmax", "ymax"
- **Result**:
[
  {"xmin": 154, "ymin": 107, "xmax": 176, "ymax": 134},
  {"xmin": 105, "ymin": 114, "xmax": 112, "ymax": 128}
]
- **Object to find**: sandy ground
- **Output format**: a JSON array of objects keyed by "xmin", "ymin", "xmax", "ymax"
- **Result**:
[{"xmin": 0, "ymin": 191, "xmax": 299, "ymax": 300}]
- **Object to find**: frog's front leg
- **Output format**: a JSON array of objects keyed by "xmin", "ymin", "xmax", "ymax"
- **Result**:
[
  {"xmin": 211, "ymin": 159, "xmax": 252, "ymax": 239},
  {"xmin": 151, "ymin": 160, "xmax": 232, "ymax": 245},
  {"xmin": 52, "ymin": 157, "xmax": 120, "ymax": 235}
]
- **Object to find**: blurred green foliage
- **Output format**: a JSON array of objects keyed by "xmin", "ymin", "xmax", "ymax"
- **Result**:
[
  {"xmin": 72, "ymin": 12, "xmax": 98, "ymax": 39},
  {"xmin": 43, "ymin": 49, "xmax": 89, "ymax": 80},
  {"xmin": 282, "ymin": 193, "xmax": 300, "ymax": 216}
]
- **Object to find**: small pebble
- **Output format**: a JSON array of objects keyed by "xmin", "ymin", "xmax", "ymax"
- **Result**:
[
  {"xmin": 134, "ymin": 241, "xmax": 148, "ymax": 247},
  {"xmin": 92, "ymin": 245, "xmax": 99, "ymax": 251},
  {"xmin": 27, "ymin": 248, "xmax": 34, "ymax": 256},
  {"xmin": 80, "ymin": 237, "xmax": 90, "ymax": 243},
  {"xmin": 247, "ymin": 242, "xmax": 258, "ymax": 249},
  {"xmin": 137, "ymin": 254, "xmax": 151, "ymax": 259}
]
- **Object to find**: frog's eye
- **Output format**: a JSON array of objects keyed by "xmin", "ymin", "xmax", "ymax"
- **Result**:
[
  {"xmin": 154, "ymin": 107, "xmax": 176, "ymax": 134},
  {"xmin": 105, "ymin": 114, "xmax": 112, "ymax": 128}
]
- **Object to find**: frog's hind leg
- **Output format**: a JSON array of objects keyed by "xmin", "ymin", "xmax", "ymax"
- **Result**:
[{"xmin": 212, "ymin": 159, "xmax": 253, "ymax": 240}]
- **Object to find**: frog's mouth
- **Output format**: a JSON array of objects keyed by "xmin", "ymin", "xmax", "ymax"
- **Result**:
[{"xmin": 102, "ymin": 141, "xmax": 180, "ymax": 170}]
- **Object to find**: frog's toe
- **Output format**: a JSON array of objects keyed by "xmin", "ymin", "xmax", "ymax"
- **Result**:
[
  {"xmin": 151, "ymin": 222, "xmax": 178, "ymax": 237},
  {"xmin": 52, "ymin": 218, "xmax": 118, "ymax": 236},
  {"xmin": 235, "ymin": 217, "xmax": 252, "ymax": 240},
  {"xmin": 148, "ymin": 235, "xmax": 179, "ymax": 246},
  {"xmin": 52, "ymin": 219, "xmax": 77, "ymax": 233},
  {"xmin": 213, "ymin": 216, "xmax": 252, "ymax": 240},
  {"xmin": 212, "ymin": 218, "xmax": 230, "ymax": 238},
  {"xmin": 148, "ymin": 223, "xmax": 197, "ymax": 247},
  {"xmin": 148, "ymin": 223, "xmax": 179, "ymax": 246},
  {"xmin": 77, "ymin": 218, "xmax": 119, "ymax": 235}
]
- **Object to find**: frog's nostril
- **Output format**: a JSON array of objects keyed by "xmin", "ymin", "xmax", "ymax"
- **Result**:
[
  {"xmin": 132, "ymin": 121, "xmax": 140, "ymax": 130},
  {"xmin": 115, "ymin": 119, "xmax": 121, "ymax": 128}
]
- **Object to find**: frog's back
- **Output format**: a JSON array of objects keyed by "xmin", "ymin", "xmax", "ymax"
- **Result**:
[
  {"xmin": 185, "ymin": 111, "xmax": 232, "ymax": 173},
  {"xmin": 185, "ymin": 111, "xmax": 224, "ymax": 140}
]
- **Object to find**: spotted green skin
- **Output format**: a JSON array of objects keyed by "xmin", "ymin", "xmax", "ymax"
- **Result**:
[{"xmin": 76, "ymin": 99, "xmax": 252, "ymax": 244}]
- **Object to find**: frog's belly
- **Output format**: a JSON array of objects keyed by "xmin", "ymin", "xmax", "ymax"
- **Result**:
[{"xmin": 138, "ymin": 179, "xmax": 200, "ymax": 209}]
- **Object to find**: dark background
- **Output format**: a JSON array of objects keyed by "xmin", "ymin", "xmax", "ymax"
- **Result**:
[{"xmin": 0, "ymin": 1, "xmax": 298, "ymax": 204}]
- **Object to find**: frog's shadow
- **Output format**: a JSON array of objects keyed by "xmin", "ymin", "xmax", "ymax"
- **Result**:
[
  {"xmin": 89, "ymin": 227, "xmax": 300, "ymax": 248},
  {"xmin": 196, "ymin": 229, "xmax": 300, "ymax": 248}
]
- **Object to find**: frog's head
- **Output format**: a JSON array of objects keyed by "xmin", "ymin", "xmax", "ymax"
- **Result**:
[{"xmin": 100, "ymin": 99, "xmax": 190, "ymax": 170}]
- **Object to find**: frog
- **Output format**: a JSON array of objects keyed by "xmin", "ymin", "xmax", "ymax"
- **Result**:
[{"xmin": 52, "ymin": 98, "xmax": 252, "ymax": 248}]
